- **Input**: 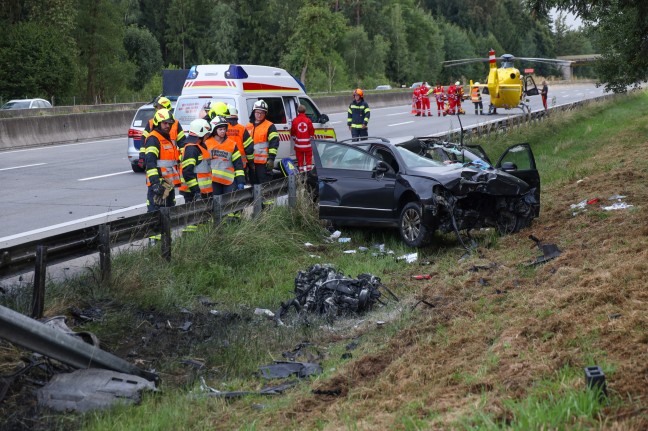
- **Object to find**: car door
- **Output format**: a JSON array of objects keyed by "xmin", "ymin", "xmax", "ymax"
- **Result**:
[
  {"xmin": 495, "ymin": 143, "xmax": 541, "ymax": 213},
  {"xmin": 312, "ymin": 141, "xmax": 397, "ymax": 222}
]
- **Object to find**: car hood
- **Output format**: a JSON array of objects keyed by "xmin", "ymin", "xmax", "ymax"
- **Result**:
[{"xmin": 407, "ymin": 165, "xmax": 531, "ymax": 196}]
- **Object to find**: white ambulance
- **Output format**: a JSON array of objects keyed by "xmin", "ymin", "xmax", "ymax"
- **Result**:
[{"xmin": 173, "ymin": 64, "xmax": 336, "ymax": 165}]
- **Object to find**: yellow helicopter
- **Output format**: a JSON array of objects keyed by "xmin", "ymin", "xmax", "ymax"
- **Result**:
[{"xmin": 443, "ymin": 49, "xmax": 572, "ymax": 113}]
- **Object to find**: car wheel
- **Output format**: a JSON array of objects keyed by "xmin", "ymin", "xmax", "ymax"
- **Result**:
[
  {"xmin": 495, "ymin": 209, "xmax": 525, "ymax": 234},
  {"xmin": 131, "ymin": 162, "xmax": 144, "ymax": 173},
  {"xmin": 399, "ymin": 202, "xmax": 432, "ymax": 247}
]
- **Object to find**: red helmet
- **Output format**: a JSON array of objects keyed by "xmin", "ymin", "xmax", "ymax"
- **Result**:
[{"xmin": 354, "ymin": 88, "xmax": 364, "ymax": 98}]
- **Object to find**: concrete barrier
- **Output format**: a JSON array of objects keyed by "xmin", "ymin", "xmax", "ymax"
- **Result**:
[{"xmin": 0, "ymin": 110, "xmax": 137, "ymax": 151}]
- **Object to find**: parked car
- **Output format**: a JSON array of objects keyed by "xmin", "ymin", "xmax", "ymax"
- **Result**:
[
  {"xmin": 309, "ymin": 137, "xmax": 540, "ymax": 247},
  {"xmin": 375, "ymin": 85, "xmax": 392, "ymax": 90},
  {"xmin": 1, "ymin": 99, "xmax": 52, "ymax": 110},
  {"xmin": 126, "ymin": 103, "xmax": 157, "ymax": 172}
]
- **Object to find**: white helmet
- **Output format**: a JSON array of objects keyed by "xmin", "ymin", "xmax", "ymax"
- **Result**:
[
  {"xmin": 227, "ymin": 104, "xmax": 238, "ymax": 118},
  {"xmin": 210, "ymin": 115, "xmax": 228, "ymax": 131},
  {"xmin": 455, "ymin": 81, "xmax": 460, "ymax": 86},
  {"xmin": 474, "ymin": 82, "xmax": 480, "ymax": 86},
  {"xmin": 253, "ymin": 99, "xmax": 268, "ymax": 113},
  {"xmin": 189, "ymin": 119, "xmax": 211, "ymax": 138}
]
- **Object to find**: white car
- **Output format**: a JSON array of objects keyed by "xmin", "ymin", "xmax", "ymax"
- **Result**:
[
  {"xmin": 126, "ymin": 103, "xmax": 156, "ymax": 172},
  {"xmin": 375, "ymin": 85, "xmax": 392, "ymax": 90},
  {"xmin": 1, "ymin": 98, "xmax": 52, "ymax": 110}
]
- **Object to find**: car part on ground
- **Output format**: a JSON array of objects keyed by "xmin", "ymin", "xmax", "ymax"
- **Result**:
[{"xmin": 309, "ymin": 137, "xmax": 541, "ymax": 248}]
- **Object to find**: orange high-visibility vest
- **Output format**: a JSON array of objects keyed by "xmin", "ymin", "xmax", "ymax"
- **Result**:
[
  {"xmin": 227, "ymin": 123, "xmax": 248, "ymax": 168},
  {"xmin": 179, "ymin": 142, "xmax": 213, "ymax": 194},
  {"xmin": 145, "ymin": 130, "xmax": 180, "ymax": 186},
  {"xmin": 471, "ymin": 87, "xmax": 482, "ymax": 103},
  {"xmin": 246, "ymin": 120, "xmax": 272, "ymax": 164},
  {"xmin": 205, "ymin": 136, "xmax": 238, "ymax": 185},
  {"xmin": 147, "ymin": 118, "xmax": 180, "ymax": 142}
]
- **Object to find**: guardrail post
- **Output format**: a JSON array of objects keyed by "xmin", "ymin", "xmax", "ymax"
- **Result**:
[
  {"xmin": 31, "ymin": 245, "xmax": 47, "ymax": 319},
  {"xmin": 212, "ymin": 195, "xmax": 223, "ymax": 225},
  {"xmin": 253, "ymin": 185, "xmax": 263, "ymax": 217},
  {"xmin": 160, "ymin": 207, "xmax": 171, "ymax": 261},
  {"xmin": 98, "ymin": 224, "xmax": 111, "ymax": 284},
  {"xmin": 288, "ymin": 175, "xmax": 297, "ymax": 208}
]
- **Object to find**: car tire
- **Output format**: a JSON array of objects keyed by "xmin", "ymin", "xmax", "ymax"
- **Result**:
[
  {"xmin": 131, "ymin": 162, "xmax": 144, "ymax": 173},
  {"xmin": 495, "ymin": 209, "xmax": 525, "ymax": 234},
  {"xmin": 399, "ymin": 202, "xmax": 432, "ymax": 247}
]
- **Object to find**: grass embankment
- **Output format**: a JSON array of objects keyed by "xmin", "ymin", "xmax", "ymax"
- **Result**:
[{"xmin": 2, "ymin": 90, "xmax": 647, "ymax": 430}]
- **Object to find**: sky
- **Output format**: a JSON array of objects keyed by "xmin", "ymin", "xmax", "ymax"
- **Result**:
[{"xmin": 550, "ymin": 7, "xmax": 583, "ymax": 30}]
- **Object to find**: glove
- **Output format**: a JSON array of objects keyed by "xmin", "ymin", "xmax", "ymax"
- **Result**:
[
  {"xmin": 266, "ymin": 160, "xmax": 274, "ymax": 171},
  {"xmin": 137, "ymin": 157, "xmax": 145, "ymax": 169},
  {"xmin": 151, "ymin": 183, "xmax": 164, "ymax": 196},
  {"xmin": 236, "ymin": 183, "xmax": 245, "ymax": 190}
]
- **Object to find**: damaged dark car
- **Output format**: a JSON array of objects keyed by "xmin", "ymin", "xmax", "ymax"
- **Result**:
[{"xmin": 310, "ymin": 137, "xmax": 540, "ymax": 247}]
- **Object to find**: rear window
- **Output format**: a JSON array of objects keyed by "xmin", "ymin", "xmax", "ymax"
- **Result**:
[
  {"xmin": 175, "ymin": 96, "xmax": 235, "ymax": 128},
  {"xmin": 132, "ymin": 108, "xmax": 155, "ymax": 128}
]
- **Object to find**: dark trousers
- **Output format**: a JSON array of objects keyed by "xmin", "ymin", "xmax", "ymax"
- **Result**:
[
  {"xmin": 252, "ymin": 163, "xmax": 270, "ymax": 184},
  {"xmin": 212, "ymin": 182, "xmax": 235, "ymax": 195},
  {"xmin": 473, "ymin": 101, "xmax": 483, "ymax": 115},
  {"xmin": 351, "ymin": 127, "xmax": 368, "ymax": 141}
]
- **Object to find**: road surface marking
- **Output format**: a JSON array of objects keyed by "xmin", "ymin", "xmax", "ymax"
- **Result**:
[
  {"xmin": 388, "ymin": 121, "xmax": 414, "ymax": 127},
  {"xmin": 0, "ymin": 163, "xmax": 46, "ymax": 171},
  {"xmin": 2, "ymin": 138, "xmax": 119, "ymax": 154},
  {"xmin": 386, "ymin": 112, "xmax": 409, "ymax": 116},
  {"xmin": 78, "ymin": 170, "xmax": 133, "ymax": 181},
  {"xmin": 329, "ymin": 121, "xmax": 342, "ymax": 125}
]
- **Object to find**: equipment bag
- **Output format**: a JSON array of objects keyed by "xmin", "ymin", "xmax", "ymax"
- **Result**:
[{"xmin": 280, "ymin": 158, "xmax": 297, "ymax": 177}]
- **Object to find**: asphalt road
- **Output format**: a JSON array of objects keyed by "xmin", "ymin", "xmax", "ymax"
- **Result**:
[{"xmin": 0, "ymin": 83, "xmax": 607, "ymax": 244}]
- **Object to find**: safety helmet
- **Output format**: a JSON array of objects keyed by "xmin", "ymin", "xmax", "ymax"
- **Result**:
[
  {"xmin": 455, "ymin": 81, "xmax": 460, "ymax": 86},
  {"xmin": 210, "ymin": 115, "xmax": 228, "ymax": 131},
  {"xmin": 474, "ymin": 82, "xmax": 480, "ymax": 86},
  {"xmin": 154, "ymin": 96, "xmax": 172, "ymax": 110},
  {"xmin": 252, "ymin": 99, "xmax": 268, "ymax": 113},
  {"xmin": 354, "ymin": 88, "xmax": 364, "ymax": 98},
  {"xmin": 208, "ymin": 101, "xmax": 229, "ymax": 119},
  {"xmin": 226, "ymin": 104, "xmax": 238, "ymax": 118},
  {"xmin": 188, "ymin": 118, "xmax": 211, "ymax": 138},
  {"xmin": 153, "ymin": 108, "xmax": 175, "ymax": 126}
]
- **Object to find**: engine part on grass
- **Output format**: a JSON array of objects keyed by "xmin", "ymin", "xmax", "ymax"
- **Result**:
[{"xmin": 527, "ymin": 235, "xmax": 562, "ymax": 266}]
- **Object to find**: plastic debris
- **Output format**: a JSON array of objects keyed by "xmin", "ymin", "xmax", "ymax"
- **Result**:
[
  {"xmin": 259, "ymin": 362, "xmax": 322, "ymax": 379},
  {"xmin": 411, "ymin": 275, "xmax": 431, "ymax": 280},
  {"xmin": 527, "ymin": 235, "xmax": 562, "ymax": 266},
  {"xmin": 343, "ymin": 250, "xmax": 356, "ymax": 254},
  {"xmin": 602, "ymin": 202, "xmax": 633, "ymax": 211},
  {"xmin": 397, "ymin": 252, "xmax": 418, "ymax": 263},
  {"xmin": 254, "ymin": 308, "xmax": 275, "ymax": 319},
  {"xmin": 586, "ymin": 198, "xmax": 600, "ymax": 205},
  {"xmin": 324, "ymin": 230, "xmax": 342, "ymax": 242},
  {"xmin": 608, "ymin": 194, "xmax": 626, "ymax": 200},
  {"xmin": 304, "ymin": 242, "xmax": 314, "ymax": 247},
  {"xmin": 338, "ymin": 237, "xmax": 351, "ymax": 243}
]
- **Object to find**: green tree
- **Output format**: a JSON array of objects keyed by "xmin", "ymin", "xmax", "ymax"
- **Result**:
[
  {"xmin": 0, "ymin": 21, "xmax": 77, "ymax": 100},
  {"xmin": 204, "ymin": 3, "xmax": 239, "ymax": 63},
  {"xmin": 124, "ymin": 25, "xmax": 163, "ymax": 90}
]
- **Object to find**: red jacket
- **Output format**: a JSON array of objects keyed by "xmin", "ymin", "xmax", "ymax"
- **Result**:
[{"xmin": 290, "ymin": 113, "xmax": 314, "ymax": 151}]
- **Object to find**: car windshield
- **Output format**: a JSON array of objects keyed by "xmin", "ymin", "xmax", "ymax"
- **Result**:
[
  {"xmin": 397, "ymin": 139, "xmax": 491, "ymax": 168},
  {"xmin": 2, "ymin": 101, "xmax": 30, "ymax": 109}
]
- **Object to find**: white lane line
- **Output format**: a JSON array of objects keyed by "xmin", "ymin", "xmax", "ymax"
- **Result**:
[
  {"xmin": 2, "ymin": 137, "xmax": 121, "ymax": 155},
  {"xmin": 329, "ymin": 121, "xmax": 342, "ymax": 124},
  {"xmin": 0, "ymin": 163, "xmax": 46, "ymax": 172},
  {"xmin": 388, "ymin": 121, "xmax": 414, "ymax": 127},
  {"xmin": 386, "ymin": 112, "xmax": 409, "ymax": 116},
  {"xmin": 78, "ymin": 170, "xmax": 133, "ymax": 181}
]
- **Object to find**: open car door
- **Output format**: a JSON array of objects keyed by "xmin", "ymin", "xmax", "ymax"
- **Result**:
[
  {"xmin": 495, "ymin": 143, "xmax": 541, "ymax": 215},
  {"xmin": 311, "ymin": 140, "xmax": 397, "ymax": 223}
]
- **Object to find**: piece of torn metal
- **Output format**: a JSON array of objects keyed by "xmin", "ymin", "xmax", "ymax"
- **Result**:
[
  {"xmin": 198, "ymin": 377, "xmax": 298, "ymax": 398},
  {"xmin": 0, "ymin": 304, "xmax": 158, "ymax": 383},
  {"xmin": 527, "ymin": 235, "xmax": 562, "ymax": 266},
  {"xmin": 37, "ymin": 369, "xmax": 157, "ymax": 412},
  {"xmin": 259, "ymin": 361, "xmax": 322, "ymax": 379}
]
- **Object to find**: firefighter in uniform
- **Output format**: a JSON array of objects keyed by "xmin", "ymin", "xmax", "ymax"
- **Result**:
[
  {"xmin": 290, "ymin": 104, "xmax": 315, "ymax": 172},
  {"xmin": 179, "ymin": 119, "xmax": 213, "ymax": 203},
  {"xmin": 203, "ymin": 101, "xmax": 229, "ymax": 123},
  {"xmin": 471, "ymin": 83, "xmax": 483, "ymax": 115},
  {"xmin": 145, "ymin": 109, "xmax": 181, "ymax": 212},
  {"xmin": 347, "ymin": 88, "xmax": 370, "ymax": 140},
  {"xmin": 139, "ymin": 96, "xmax": 186, "ymax": 168},
  {"xmin": 225, "ymin": 106, "xmax": 254, "ymax": 183},
  {"xmin": 246, "ymin": 100, "xmax": 279, "ymax": 184},
  {"xmin": 420, "ymin": 82, "xmax": 431, "ymax": 116},
  {"xmin": 206, "ymin": 116, "xmax": 245, "ymax": 195}
]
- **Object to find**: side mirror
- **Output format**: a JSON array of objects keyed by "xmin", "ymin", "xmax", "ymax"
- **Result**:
[
  {"xmin": 501, "ymin": 161, "xmax": 518, "ymax": 171},
  {"xmin": 374, "ymin": 161, "xmax": 390, "ymax": 174},
  {"xmin": 319, "ymin": 114, "xmax": 330, "ymax": 124}
]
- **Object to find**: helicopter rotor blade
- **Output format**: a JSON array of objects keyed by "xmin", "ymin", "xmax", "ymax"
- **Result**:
[
  {"xmin": 516, "ymin": 57, "xmax": 574, "ymax": 66},
  {"xmin": 442, "ymin": 58, "xmax": 489, "ymax": 67}
]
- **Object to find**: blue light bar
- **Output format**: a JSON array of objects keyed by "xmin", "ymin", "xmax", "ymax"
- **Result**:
[
  {"xmin": 187, "ymin": 66, "xmax": 198, "ymax": 79},
  {"xmin": 225, "ymin": 65, "xmax": 248, "ymax": 79}
]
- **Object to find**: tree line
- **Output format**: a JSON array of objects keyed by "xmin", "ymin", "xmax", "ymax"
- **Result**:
[{"xmin": 0, "ymin": 0, "xmax": 640, "ymax": 105}]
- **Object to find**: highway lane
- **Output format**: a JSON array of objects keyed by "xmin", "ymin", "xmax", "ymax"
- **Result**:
[{"xmin": 0, "ymin": 82, "xmax": 607, "ymax": 242}]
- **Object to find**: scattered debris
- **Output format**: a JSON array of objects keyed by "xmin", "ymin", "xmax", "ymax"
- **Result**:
[
  {"xmin": 181, "ymin": 359, "xmax": 205, "ymax": 370},
  {"xmin": 411, "ymin": 275, "xmax": 431, "ymax": 280},
  {"xmin": 338, "ymin": 237, "xmax": 351, "ymax": 243},
  {"xmin": 468, "ymin": 263, "xmax": 497, "ymax": 272},
  {"xmin": 584, "ymin": 365, "xmax": 608, "ymax": 401},
  {"xmin": 324, "ymin": 230, "xmax": 342, "ymax": 243},
  {"xmin": 527, "ymin": 235, "xmax": 562, "ymax": 266},
  {"xmin": 343, "ymin": 250, "xmax": 357, "ymax": 254},
  {"xmin": 346, "ymin": 340, "xmax": 359, "ymax": 351},
  {"xmin": 304, "ymin": 242, "xmax": 314, "ymax": 247},
  {"xmin": 179, "ymin": 321, "xmax": 192, "ymax": 332},
  {"xmin": 397, "ymin": 252, "xmax": 418, "ymax": 263},
  {"xmin": 570, "ymin": 194, "xmax": 633, "ymax": 216},
  {"xmin": 478, "ymin": 278, "xmax": 490, "ymax": 286},
  {"xmin": 37, "ymin": 369, "xmax": 157, "ymax": 412},
  {"xmin": 602, "ymin": 202, "xmax": 633, "ymax": 211},
  {"xmin": 197, "ymin": 377, "xmax": 298, "ymax": 398},
  {"xmin": 254, "ymin": 308, "xmax": 275, "ymax": 319},
  {"xmin": 198, "ymin": 296, "xmax": 217, "ymax": 306},
  {"xmin": 259, "ymin": 362, "xmax": 322, "ymax": 379},
  {"xmin": 608, "ymin": 313, "xmax": 622, "ymax": 320}
]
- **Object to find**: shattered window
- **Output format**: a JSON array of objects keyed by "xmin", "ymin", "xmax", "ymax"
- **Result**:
[{"xmin": 316, "ymin": 142, "xmax": 376, "ymax": 171}]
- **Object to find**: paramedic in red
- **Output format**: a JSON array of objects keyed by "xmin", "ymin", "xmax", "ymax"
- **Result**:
[
  {"xmin": 290, "ymin": 104, "xmax": 315, "ymax": 172},
  {"xmin": 246, "ymin": 99, "xmax": 280, "ymax": 184},
  {"xmin": 432, "ymin": 84, "xmax": 445, "ymax": 116},
  {"xmin": 412, "ymin": 86, "xmax": 421, "ymax": 116},
  {"xmin": 420, "ymin": 82, "xmax": 431, "ymax": 116},
  {"xmin": 445, "ymin": 82, "xmax": 458, "ymax": 115}
]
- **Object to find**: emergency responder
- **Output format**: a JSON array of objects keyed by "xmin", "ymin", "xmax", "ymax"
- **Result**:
[
  {"xmin": 179, "ymin": 119, "xmax": 213, "ymax": 203},
  {"xmin": 420, "ymin": 82, "xmax": 431, "ymax": 117},
  {"xmin": 431, "ymin": 83, "xmax": 445, "ymax": 117},
  {"xmin": 206, "ymin": 115, "xmax": 245, "ymax": 195},
  {"xmin": 139, "ymin": 96, "xmax": 186, "ymax": 168},
  {"xmin": 347, "ymin": 88, "xmax": 370, "ymax": 140},
  {"xmin": 204, "ymin": 101, "xmax": 229, "ymax": 122},
  {"xmin": 290, "ymin": 104, "xmax": 315, "ymax": 172},
  {"xmin": 456, "ymin": 81, "xmax": 465, "ymax": 114},
  {"xmin": 471, "ymin": 83, "xmax": 483, "ymax": 115},
  {"xmin": 541, "ymin": 81, "xmax": 549, "ymax": 110},
  {"xmin": 225, "ymin": 106, "xmax": 255, "ymax": 183},
  {"xmin": 245, "ymin": 100, "xmax": 280, "ymax": 184},
  {"xmin": 413, "ymin": 85, "xmax": 421, "ymax": 116},
  {"xmin": 145, "ymin": 109, "xmax": 181, "ymax": 212},
  {"xmin": 445, "ymin": 82, "xmax": 457, "ymax": 116}
]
